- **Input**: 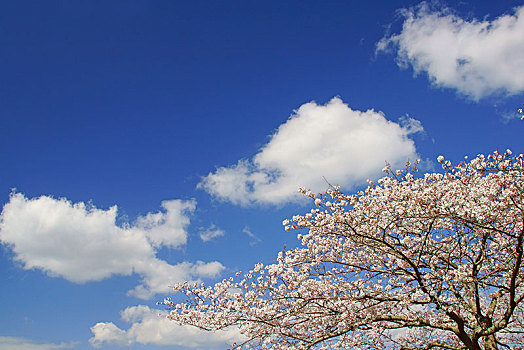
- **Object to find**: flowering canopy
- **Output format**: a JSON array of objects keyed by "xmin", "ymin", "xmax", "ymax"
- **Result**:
[{"xmin": 164, "ymin": 150, "xmax": 524, "ymax": 350}]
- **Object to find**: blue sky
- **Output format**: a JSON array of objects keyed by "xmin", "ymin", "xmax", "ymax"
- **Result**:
[{"xmin": 1, "ymin": 0, "xmax": 523, "ymax": 349}]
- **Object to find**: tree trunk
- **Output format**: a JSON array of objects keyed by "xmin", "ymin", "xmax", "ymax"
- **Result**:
[{"xmin": 483, "ymin": 334, "xmax": 498, "ymax": 350}]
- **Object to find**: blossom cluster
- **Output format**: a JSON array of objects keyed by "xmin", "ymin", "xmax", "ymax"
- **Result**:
[{"xmin": 163, "ymin": 150, "xmax": 524, "ymax": 349}]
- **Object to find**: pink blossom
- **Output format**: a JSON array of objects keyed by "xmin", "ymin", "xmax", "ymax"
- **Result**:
[{"xmin": 164, "ymin": 150, "xmax": 524, "ymax": 349}]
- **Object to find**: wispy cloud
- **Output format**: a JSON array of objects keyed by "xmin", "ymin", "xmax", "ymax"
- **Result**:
[
  {"xmin": 199, "ymin": 224, "xmax": 225, "ymax": 242},
  {"xmin": 198, "ymin": 97, "xmax": 422, "ymax": 206},
  {"xmin": 377, "ymin": 3, "xmax": 524, "ymax": 100},
  {"xmin": 0, "ymin": 193, "xmax": 224, "ymax": 299},
  {"xmin": 0, "ymin": 336, "xmax": 78, "ymax": 350},
  {"xmin": 243, "ymin": 226, "xmax": 262, "ymax": 246},
  {"xmin": 89, "ymin": 305, "xmax": 242, "ymax": 348},
  {"xmin": 499, "ymin": 109, "xmax": 523, "ymax": 124}
]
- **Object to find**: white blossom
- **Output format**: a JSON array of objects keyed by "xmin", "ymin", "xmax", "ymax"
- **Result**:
[{"xmin": 164, "ymin": 150, "xmax": 524, "ymax": 349}]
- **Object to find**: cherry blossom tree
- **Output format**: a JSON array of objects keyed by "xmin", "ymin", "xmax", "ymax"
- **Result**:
[{"xmin": 163, "ymin": 150, "xmax": 524, "ymax": 350}]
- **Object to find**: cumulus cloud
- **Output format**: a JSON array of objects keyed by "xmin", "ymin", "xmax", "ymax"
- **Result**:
[
  {"xmin": 198, "ymin": 97, "xmax": 421, "ymax": 205},
  {"xmin": 377, "ymin": 3, "xmax": 524, "ymax": 100},
  {"xmin": 90, "ymin": 305, "xmax": 242, "ymax": 348},
  {"xmin": 199, "ymin": 224, "xmax": 225, "ymax": 242},
  {"xmin": 128, "ymin": 259, "xmax": 224, "ymax": 300},
  {"xmin": 136, "ymin": 199, "xmax": 195, "ymax": 249},
  {"xmin": 0, "ymin": 193, "xmax": 224, "ymax": 299},
  {"xmin": 0, "ymin": 336, "xmax": 77, "ymax": 350}
]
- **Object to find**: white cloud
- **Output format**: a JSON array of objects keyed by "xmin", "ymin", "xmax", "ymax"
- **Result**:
[
  {"xmin": 377, "ymin": 3, "xmax": 524, "ymax": 100},
  {"xmin": 198, "ymin": 97, "xmax": 421, "ymax": 205},
  {"xmin": 0, "ymin": 336, "xmax": 77, "ymax": 350},
  {"xmin": 398, "ymin": 115, "xmax": 424, "ymax": 134},
  {"xmin": 136, "ymin": 199, "xmax": 196, "ymax": 249},
  {"xmin": 90, "ymin": 305, "xmax": 243, "ymax": 349},
  {"xmin": 129, "ymin": 259, "xmax": 224, "ymax": 300},
  {"xmin": 199, "ymin": 224, "xmax": 225, "ymax": 242},
  {"xmin": 0, "ymin": 193, "xmax": 224, "ymax": 299},
  {"xmin": 198, "ymin": 160, "xmax": 257, "ymax": 206}
]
